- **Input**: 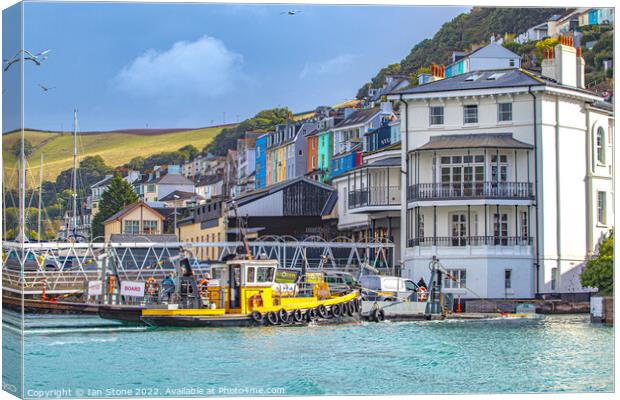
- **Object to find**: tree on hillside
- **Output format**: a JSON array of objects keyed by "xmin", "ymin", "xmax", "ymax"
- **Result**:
[
  {"xmin": 11, "ymin": 138, "xmax": 33, "ymax": 158},
  {"xmin": 581, "ymin": 230, "xmax": 614, "ymax": 296},
  {"xmin": 178, "ymin": 145, "xmax": 199, "ymax": 161},
  {"xmin": 203, "ymin": 108, "xmax": 291, "ymax": 156},
  {"xmin": 55, "ymin": 155, "xmax": 112, "ymax": 193},
  {"xmin": 91, "ymin": 173, "xmax": 139, "ymax": 238},
  {"xmin": 357, "ymin": 7, "xmax": 565, "ymax": 98},
  {"xmin": 125, "ymin": 156, "xmax": 145, "ymax": 171}
]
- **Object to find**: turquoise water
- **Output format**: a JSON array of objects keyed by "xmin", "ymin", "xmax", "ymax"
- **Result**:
[{"xmin": 3, "ymin": 313, "xmax": 614, "ymax": 397}]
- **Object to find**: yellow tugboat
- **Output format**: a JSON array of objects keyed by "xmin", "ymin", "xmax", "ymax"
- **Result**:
[{"xmin": 140, "ymin": 258, "xmax": 361, "ymax": 327}]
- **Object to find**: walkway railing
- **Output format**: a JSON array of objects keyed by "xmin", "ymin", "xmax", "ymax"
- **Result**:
[
  {"xmin": 407, "ymin": 182, "xmax": 534, "ymax": 201},
  {"xmin": 408, "ymin": 236, "xmax": 533, "ymax": 247},
  {"xmin": 348, "ymin": 186, "xmax": 401, "ymax": 209}
]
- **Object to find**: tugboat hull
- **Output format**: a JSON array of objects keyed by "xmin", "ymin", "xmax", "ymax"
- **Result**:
[{"xmin": 141, "ymin": 313, "xmax": 360, "ymax": 328}]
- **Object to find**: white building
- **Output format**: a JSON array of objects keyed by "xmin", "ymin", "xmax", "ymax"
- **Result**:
[
  {"xmin": 515, "ymin": 21, "xmax": 549, "ymax": 44},
  {"xmin": 332, "ymin": 145, "xmax": 402, "ymax": 269},
  {"xmin": 90, "ymin": 169, "xmax": 141, "ymax": 215},
  {"xmin": 389, "ymin": 40, "xmax": 613, "ymax": 300},
  {"xmin": 444, "ymin": 42, "xmax": 521, "ymax": 78}
]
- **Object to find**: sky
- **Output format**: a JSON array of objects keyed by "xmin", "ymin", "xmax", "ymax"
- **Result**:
[{"xmin": 3, "ymin": 2, "xmax": 468, "ymax": 132}]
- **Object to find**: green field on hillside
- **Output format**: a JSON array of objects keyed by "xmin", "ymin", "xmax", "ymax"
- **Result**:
[{"xmin": 2, "ymin": 127, "xmax": 223, "ymax": 184}]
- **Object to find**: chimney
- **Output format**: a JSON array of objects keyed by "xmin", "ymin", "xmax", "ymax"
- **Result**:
[
  {"xmin": 576, "ymin": 47, "xmax": 585, "ymax": 89},
  {"xmin": 430, "ymin": 64, "xmax": 445, "ymax": 81},
  {"xmin": 541, "ymin": 35, "xmax": 579, "ymax": 87}
]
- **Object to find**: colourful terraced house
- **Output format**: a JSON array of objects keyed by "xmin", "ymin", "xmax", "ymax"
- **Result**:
[{"xmin": 255, "ymin": 134, "xmax": 267, "ymax": 189}]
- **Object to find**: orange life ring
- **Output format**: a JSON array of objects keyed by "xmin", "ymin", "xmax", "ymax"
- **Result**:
[
  {"xmin": 417, "ymin": 286, "xmax": 428, "ymax": 301},
  {"xmin": 198, "ymin": 279, "xmax": 209, "ymax": 296},
  {"xmin": 249, "ymin": 293, "xmax": 263, "ymax": 309},
  {"xmin": 145, "ymin": 277, "xmax": 158, "ymax": 295}
]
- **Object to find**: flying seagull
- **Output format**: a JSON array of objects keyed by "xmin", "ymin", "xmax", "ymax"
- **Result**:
[
  {"xmin": 280, "ymin": 10, "xmax": 302, "ymax": 15},
  {"xmin": 3, "ymin": 49, "xmax": 51, "ymax": 71},
  {"xmin": 38, "ymin": 84, "xmax": 56, "ymax": 92}
]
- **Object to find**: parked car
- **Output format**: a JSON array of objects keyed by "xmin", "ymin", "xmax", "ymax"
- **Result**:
[
  {"xmin": 359, "ymin": 275, "xmax": 420, "ymax": 301},
  {"xmin": 323, "ymin": 271, "xmax": 361, "ymax": 293}
]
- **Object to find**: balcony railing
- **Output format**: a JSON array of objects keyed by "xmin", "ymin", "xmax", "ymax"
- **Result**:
[
  {"xmin": 348, "ymin": 186, "xmax": 401, "ymax": 209},
  {"xmin": 408, "ymin": 236, "xmax": 533, "ymax": 247},
  {"xmin": 408, "ymin": 182, "xmax": 534, "ymax": 201}
]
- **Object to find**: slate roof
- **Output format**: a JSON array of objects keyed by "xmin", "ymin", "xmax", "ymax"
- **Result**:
[
  {"xmin": 91, "ymin": 175, "xmax": 113, "ymax": 189},
  {"xmin": 196, "ymin": 174, "xmax": 223, "ymax": 186},
  {"xmin": 392, "ymin": 68, "xmax": 544, "ymax": 96},
  {"xmin": 416, "ymin": 133, "xmax": 533, "ymax": 151},
  {"xmin": 232, "ymin": 176, "xmax": 335, "ymax": 207},
  {"xmin": 334, "ymin": 107, "xmax": 379, "ymax": 129},
  {"xmin": 159, "ymin": 190, "xmax": 203, "ymax": 202},
  {"xmin": 151, "ymin": 173, "xmax": 194, "ymax": 186}
]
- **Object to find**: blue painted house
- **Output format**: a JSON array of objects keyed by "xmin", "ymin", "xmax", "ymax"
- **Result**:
[{"xmin": 255, "ymin": 134, "xmax": 267, "ymax": 189}]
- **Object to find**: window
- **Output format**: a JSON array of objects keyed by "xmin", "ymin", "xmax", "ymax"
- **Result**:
[
  {"xmin": 123, "ymin": 220, "xmax": 140, "ymax": 235},
  {"xmin": 430, "ymin": 106, "xmax": 444, "ymax": 125},
  {"xmin": 596, "ymin": 127, "xmax": 605, "ymax": 164},
  {"xmin": 246, "ymin": 267, "xmax": 256, "ymax": 283},
  {"xmin": 451, "ymin": 213, "xmax": 467, "ymax": 246},
  {"xmin": 256, "ymin": 267, "xmax": 275, "ymax": 283},
  {"xmin": 418, "ymin": 213, "xmax": 425, "ymax": 242},
  {"xmin": 498, "ymin": 103, "xmax": 512, "ymax": 122},
  {"xmin": 509, "ymin": 59, "xmax": 515, "ymax": 67},
  {"xmin": 504, "ymin": 269, "xmax": 512, "ymax": 289},
  {"xmin": 597, "ymin": 191, "xmax": 607, "ymax": 225},
  {"xmin": 147, "ymin": 184, "xmax": 156, "ymax": 193},
  {"xmin": 444, "ymin": 269, "xmax": 466, "ymax": 289},
  {"xmin": 463, "ymin": 105, "xmax": 478, "ymax": 124},
  {"xmin": 493, "ymin": 213, "xmax": 508, "ymax": 245},
  {"xmin": 143, "ymin": 220, "xmax": 158, "ymax": 234},
  {"xmin": 520, "ymin": 211, "xmax": 528, "ymax": 239},
  {"xmin": 404, "ymin": 280, "xmax": 418, "ymax": 291}
]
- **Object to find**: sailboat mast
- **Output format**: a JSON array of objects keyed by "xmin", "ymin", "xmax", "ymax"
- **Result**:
[
  {"xmin": 38, "ymin": 153, "xmax": 44, "ymax": 240},
  {"xmin": 72, "ymin": 109, "xmax": 78, "ymax": 237}
]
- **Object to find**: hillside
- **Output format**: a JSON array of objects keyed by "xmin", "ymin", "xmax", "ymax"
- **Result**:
[
  {"xmin": 2, "ymin": 126, "xmax": 223, "ymax": 184},
  {"xmin": 356, "ymin": 7, "xmax": 566, "ymax": 98}
]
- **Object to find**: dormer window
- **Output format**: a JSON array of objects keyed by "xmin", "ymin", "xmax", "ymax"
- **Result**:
[
  {"xmin": 487, "ymin": 72, "xmax": 506, "ymax": 80},
  {"xmin": 465, "ymin": 74, "xmax": 482, "ymax": 81}
]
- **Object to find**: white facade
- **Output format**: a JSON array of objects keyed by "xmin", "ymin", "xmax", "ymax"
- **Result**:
[
  {"xmin": 391, "ymin": 49, "xmax": 613, "ymax": 299},
  {"xmin": 332, "ymin": 149, "xmax": 402, "ymax": 266}
]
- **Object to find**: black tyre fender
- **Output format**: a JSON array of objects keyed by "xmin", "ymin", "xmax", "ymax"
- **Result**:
[
  {"xmin": 307, "ymin": 308, "xmax": 318, "ymax": 321},
  {"xmin": 317, "ymin": 305, "xmax": 327, "ymax": 319},
  {"xmin": 250, "ymin": 311, "xmax": 263, "ymax": 324},
  {"xmin": 266, "ymin": 311, "xmax": 278, "ymax": 325},
  {"xmin": 331, "ymin": 304, "xmax": 341, "ymax": 318},
  {"xmin": 292, "ymin": 309, "xmax": 303, "ymax": 323},
  {"xmin": 346, "ymin": 301, "xmax": 355, "ymax": 316},
  {"xmin": 372, "ymin": 308, "xmax": 385, "ymax": 322},
  {"xmin": 278, "ymin": 308, "xmax": 290, "ymax": 324}
]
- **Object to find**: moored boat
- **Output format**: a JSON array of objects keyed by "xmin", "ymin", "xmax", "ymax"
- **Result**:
[{"xmin": 135, "ymin": 258, "xmax": 361, "ymax": 328}]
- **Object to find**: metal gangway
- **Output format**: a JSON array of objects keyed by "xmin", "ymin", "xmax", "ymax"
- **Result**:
[{"xmin": 2, "ymin": 236, "xmax": 395, "ymax": 296}]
